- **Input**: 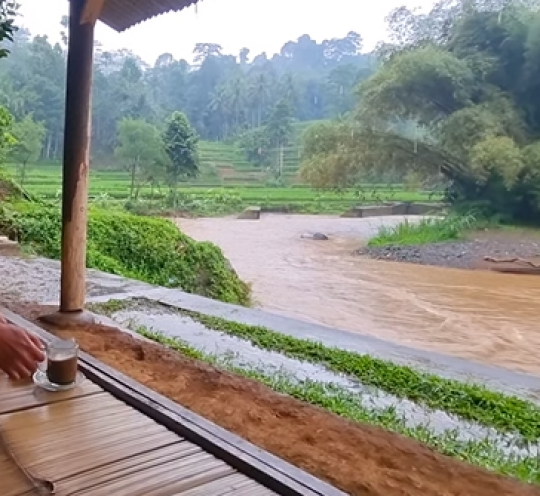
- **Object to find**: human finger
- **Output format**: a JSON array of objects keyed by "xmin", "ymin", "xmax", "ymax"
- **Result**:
[
  {"xmin": 0, "ymin": 365, "xmax": 15, "ymax": 379},
  {"xmin": 15, "ymin": 346, "xmax": 42, "ymax": 373},
  {"xmin": 6, "ymin": 362, "xmax": 27, "ymax": 380},
  {"xmin": 15, "ymin": 362, "xmax": 35, "ymax": 379},
  {"xmin": 5, "ymin": 367, "xmax": 20, "ymax": 380},
  {"xmin": 19, "ymin": 333, "xmax": 46, "ymax": 362},
  {"xmin": 26, "ymin": 341, "xmax": 46, "ymax": 362},
  {"xmin": 26, "ymin": 332, "xmax": 46, "ymax": 350}
]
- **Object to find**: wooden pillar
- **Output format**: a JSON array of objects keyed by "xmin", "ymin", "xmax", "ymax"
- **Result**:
[{"xmin": 59, "ymin": 0, "xmax": 95, "ymax": 314}]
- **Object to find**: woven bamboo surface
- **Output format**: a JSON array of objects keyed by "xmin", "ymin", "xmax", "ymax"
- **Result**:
[{"xmin": 0, "ymin": 372, "xmax": 276, "ymax": 495}]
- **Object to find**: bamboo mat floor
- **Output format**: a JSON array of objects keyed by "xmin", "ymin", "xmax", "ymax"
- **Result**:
[{"xmin": 0, "ymin": 371, "xmax": 277, "ymax": 496}]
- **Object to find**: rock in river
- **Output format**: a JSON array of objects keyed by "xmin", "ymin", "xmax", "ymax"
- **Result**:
[{"xmin": 301, "ymin": 232, "xmax": 329, "ymax": 241}]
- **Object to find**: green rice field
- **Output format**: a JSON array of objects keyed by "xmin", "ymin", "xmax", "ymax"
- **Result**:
[
  {"xmin": 3, "ymin": 161, "xmax": 439, "ymax": 200},
  {"xmin": 2, "ymin": 137, "xmax": 443, "ymax": 213}
]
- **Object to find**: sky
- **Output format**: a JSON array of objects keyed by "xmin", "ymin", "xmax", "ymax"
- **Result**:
[{"xmin": 18, "ymin": 0, "xmax": 435, "ymax": 65}]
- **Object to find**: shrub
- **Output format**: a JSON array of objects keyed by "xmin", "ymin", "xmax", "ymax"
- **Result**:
[
  {"xmin": 0, "ymin": 202, "xmax": 250, "ymax": 305},
  {"xmin": 368, "ymin": 214, "xmax": 476, "ymax": 247}
]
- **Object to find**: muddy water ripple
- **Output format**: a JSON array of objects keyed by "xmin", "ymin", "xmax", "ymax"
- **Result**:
[{"xmin": 175, "ymin": 215, "xmax": 540, "ymax": 375}]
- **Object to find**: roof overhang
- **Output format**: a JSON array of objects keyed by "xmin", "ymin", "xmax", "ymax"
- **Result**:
[{"xmin": 81, "ymin": 0, "xmax": 200, "ymax": 32}]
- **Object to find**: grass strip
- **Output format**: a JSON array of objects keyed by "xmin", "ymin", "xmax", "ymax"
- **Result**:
[
  {"xmin": 91, "ymin": 298, "xmax": 540, "ymax": 440},
  {"xmin": 137, "ymin": 326, "xmax": 540, "ymax": 485},
  {"xmin": 367, "ymin": 215, "xmax": 475, "ymax": 247},
  {"xmin": 176, "ymin": 308, "xmax": 540, "ymax": 440}
]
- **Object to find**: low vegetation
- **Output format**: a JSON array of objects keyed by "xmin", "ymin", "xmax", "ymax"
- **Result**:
[
  {"xmin": 92, "ymin": 298, "xmax": 540, "ymax": 441},
  {"xmin": 181, "ymin": 308, "xmax": 540, "ymax": 440},
  {"xmin": 0, "ymin": 200, "xmax": 250, "ymax": 305},
  {"xmin": 134, "ymin": 324, "xmax": 539, "ymax": 484},
  {"xmin": 368, "ymin": 215, "xmax": 476, "ymax": 247}
]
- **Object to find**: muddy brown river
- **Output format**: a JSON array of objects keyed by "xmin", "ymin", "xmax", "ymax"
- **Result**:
[{"xmin": 176, "ymin": 214, "xmax": 540, "ymax": 375}]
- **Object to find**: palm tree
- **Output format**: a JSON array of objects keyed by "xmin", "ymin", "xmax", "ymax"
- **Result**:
[
  {"xmin": 208, "ymin": 85, "xmax": 231, "ymax": 139},
  {"xmin": 280, "ymin": 73, "xmax": 298, "ymax": 111},
  {"xmin": 248, "ymin": 73, "xmax": 271, "ymax": 128},
  {"xmin": 225, "ymin": 77, "xmax": 246, "ymax": 132}
]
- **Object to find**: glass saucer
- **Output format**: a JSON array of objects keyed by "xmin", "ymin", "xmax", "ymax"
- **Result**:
[{"xmin": 32, "ymin": 369, "xmax": 85, "ymax": 392}]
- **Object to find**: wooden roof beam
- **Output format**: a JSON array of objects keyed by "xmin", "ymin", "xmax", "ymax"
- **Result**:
[{"xmin": 81, "ymin": 0, "xmax": 107, "ymax": 25}]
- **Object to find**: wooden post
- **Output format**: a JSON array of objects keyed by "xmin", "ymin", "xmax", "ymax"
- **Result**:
[{"xmin": 43, "ymin": 0, "xmax": 95, "ymax": 323}]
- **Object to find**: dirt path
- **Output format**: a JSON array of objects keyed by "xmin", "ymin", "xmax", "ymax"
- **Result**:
[{"xmin": 7, "ymin": 301, "xmax": 539, "ymax": 496}]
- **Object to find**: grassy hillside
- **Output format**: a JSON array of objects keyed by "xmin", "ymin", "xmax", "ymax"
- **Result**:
[
  {"xmin": 198, "ymin": 120, "xmax": 326, "ymax": 185},
  {"xmin": 3, "ymin": 120, "xmax": 328, "ymax": 191}
]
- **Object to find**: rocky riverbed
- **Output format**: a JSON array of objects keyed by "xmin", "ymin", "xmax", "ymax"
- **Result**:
[{"xmin": 358, "ymin": 230, "xmax": 540, "ymax": 270}]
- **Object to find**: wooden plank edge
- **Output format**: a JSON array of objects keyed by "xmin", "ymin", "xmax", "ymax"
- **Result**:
[{"xmin": 0, "ymin": 307, "xmax": 346, "ymax": 496}]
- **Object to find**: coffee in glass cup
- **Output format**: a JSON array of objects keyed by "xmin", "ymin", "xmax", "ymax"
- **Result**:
[{"xmin": 39, "ymin": 338, "xmax": 79, "ymax": 386}]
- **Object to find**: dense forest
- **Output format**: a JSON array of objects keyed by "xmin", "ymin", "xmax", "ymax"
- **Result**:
[
  {"xmin": 300, "ymin": 0, "xmax": 540, "ymax": 222},
  {"xmin": 0, "ymin": 15, "xmax": 373, "ymax": 163}
]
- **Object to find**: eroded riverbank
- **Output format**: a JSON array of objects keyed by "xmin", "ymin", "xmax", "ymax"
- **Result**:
[
  {"xmin": 176, "ymin": 215, "xmax": 540, "ymax": 375},
  {"xmin": 360, "ymin": 228, "xmax": 540, "ymax": 269}
]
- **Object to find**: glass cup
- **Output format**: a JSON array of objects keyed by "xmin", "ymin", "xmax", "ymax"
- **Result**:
[{"xmin": 38, "ymin": 338, "xmax": 79, "ymax": 386}]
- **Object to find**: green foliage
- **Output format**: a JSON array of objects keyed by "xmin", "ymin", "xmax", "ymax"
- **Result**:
[
  {"xmin": 469, "ymin": 136, "xmax": 524, "ymax": 187},
  {"xmin": 368, "ymin": 215, "xmax": 476, "ymax": 247},
  {"xmin": 0, "ymin": 25, "xmax": 373, "ymax": 168},
  {"xmin": 125, "ymin": 189, "xmax": 244, "ymax": 217},
  {"xmin": 0, "ymin": 162, "xmax": 442, "ymax": 215},
  {"xmin": 0, "ymin": 1, "xmax": 18, "ymax": 59},
  {"xmin": 237, "ymin": 101, "xmax": 296, "ymax": 180},
  {"xmin": 300, "ymin": 121, "xmax": 364, "ymax": 188},
  {"xmin": 265, "ymin": 100, "xmax": 293, "ymax": 147},
  {"xmin": 162, "ymin": 111, "xmax": 200, "ymax": 188},
  {"xmin": 0, "ymin": 203, "xmax": 251, "ymax": 305},
  {"xmin": 114, "ymin": 118, "xmax": 166, "ymax": 198},
  {"xmin": 237, "ymin": 127, "xmax": 271, "ymax": 167},
  {"xmin": 359, "ymin": 46, "xmax": 476, "ymax": 125},
  {"xmin": 0, "ymin": 103, "xmax": 14, "ymax": 163}
]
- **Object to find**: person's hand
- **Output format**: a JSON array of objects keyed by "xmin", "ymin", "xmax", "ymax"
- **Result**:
[{"xmin": 0, "ymin": 320, "xmax": 45, "ymax": 380}]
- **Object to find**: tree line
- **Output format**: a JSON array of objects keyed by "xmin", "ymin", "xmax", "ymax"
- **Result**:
[
  {"xmin": 0, "ymin": 12, "xmax": 374, "ymax": 167},
  {"xmin": 300, "ymin": 0, "xmax": 540, "ymax": 223}
]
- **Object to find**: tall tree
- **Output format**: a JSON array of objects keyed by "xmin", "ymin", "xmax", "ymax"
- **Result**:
[
  {"xmin": 0, "ymin": 104, "xmax": 14, "ymax": 164},
  {"xmin": 114, "ymin": 118, "xmax": 165, "ymax": 198},
  {"xmin": 162, "ymin": 111, "xmax": 199, "ymax": 198},
  {"xmin": 193, "ymin": 43, "xmax": 223, "ymax": 63},
  {"xmin": 9, "ymin": 115, "xmax": 45, "ymax": 186},
  {"xmin": 265, "ymin": 100, "xmax": 293, "ymax": 179}
]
